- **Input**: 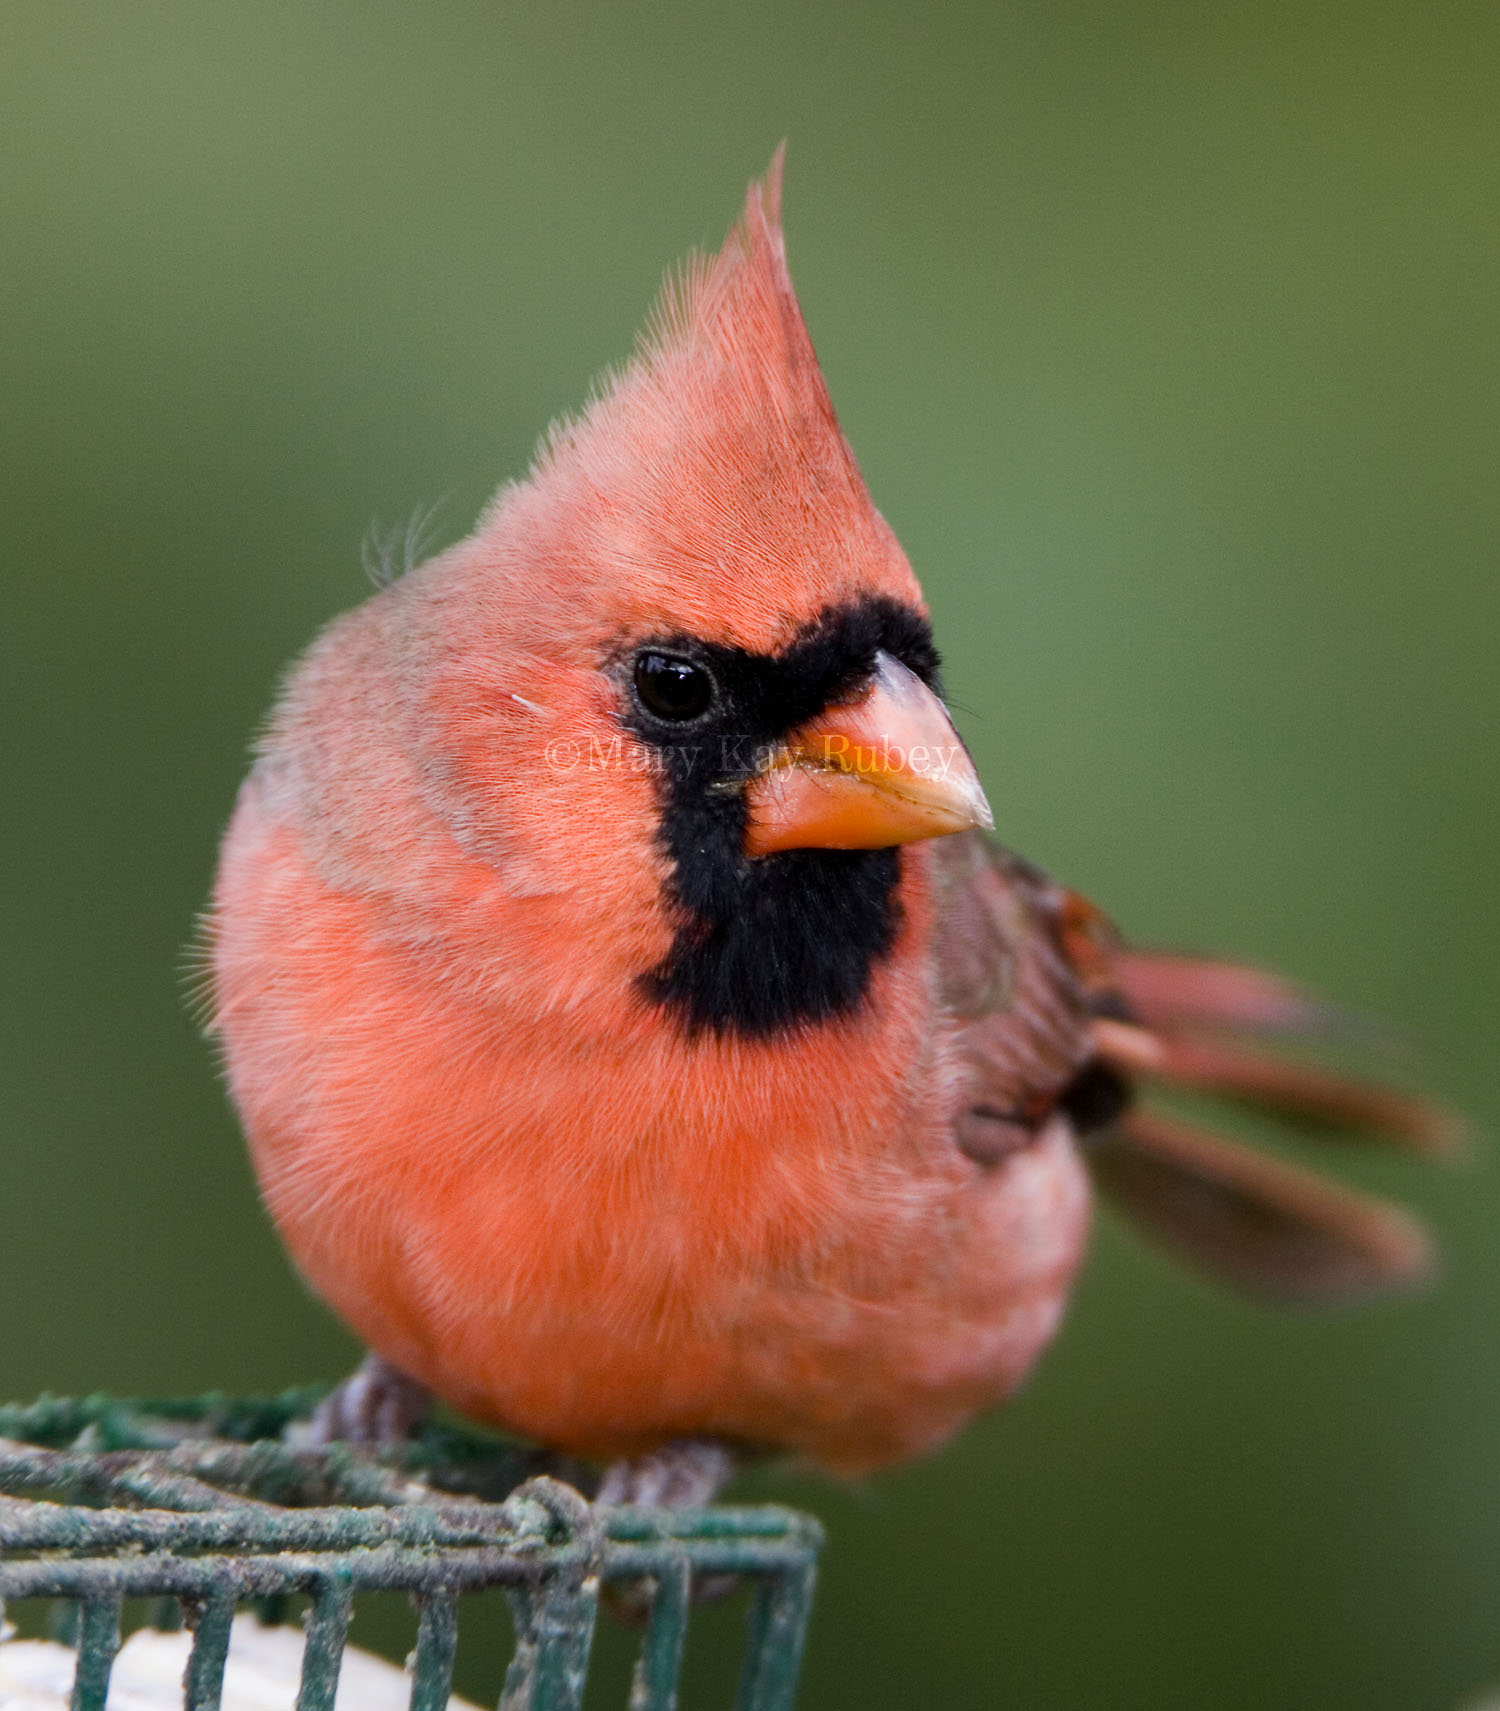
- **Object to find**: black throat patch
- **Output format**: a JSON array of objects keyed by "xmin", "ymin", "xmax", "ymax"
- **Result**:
[{"xmin": 615, "ymin": 597, "xmax": 941, "ymax": 1038}]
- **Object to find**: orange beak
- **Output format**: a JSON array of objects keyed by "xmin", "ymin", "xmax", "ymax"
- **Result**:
[{"xmin": 744, "ymin": 651, "xmax": 993, "ymax": 856}]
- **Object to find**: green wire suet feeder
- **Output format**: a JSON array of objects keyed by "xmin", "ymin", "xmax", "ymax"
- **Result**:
[{"xmin": 0, "ymin": 1391, "xmax": 822, "ymax": 1710}]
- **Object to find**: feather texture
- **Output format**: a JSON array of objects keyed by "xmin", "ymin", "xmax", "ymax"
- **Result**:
[{"xmin": 208, "ymin": 155, "xmax": 1437, "ymax": 1480}]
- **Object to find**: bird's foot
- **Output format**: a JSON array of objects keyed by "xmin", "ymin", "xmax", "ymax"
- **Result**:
[
  {"xmin": 594, "ymin": 1437, "xmax": 735, "ymax": 1507},
  {"xmin": 595, "ymin": 1440, "xmax": 739, "ymax": 1621},
  {"xmin": 293, "ymin": 1352, "xmax": 431, "ymax": 1447}
]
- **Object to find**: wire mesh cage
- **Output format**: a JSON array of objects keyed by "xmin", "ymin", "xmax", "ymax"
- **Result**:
[{"xmin": 0, "ymin": 1392, "xmax": 822, "ymax": 1711}]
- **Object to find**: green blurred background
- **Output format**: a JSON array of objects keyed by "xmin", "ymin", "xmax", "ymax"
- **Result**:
[{"xmin": 3, "ymin": 3, "xmax": 1497, "ymax": 1705}]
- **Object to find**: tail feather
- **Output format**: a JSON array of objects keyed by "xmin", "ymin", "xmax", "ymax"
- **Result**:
[
  {"xmin": 1092, "ymin": 1024, "xmax": 1461, "ymax": 1157},
  {"xmin": 1079, "ymin": 943, "xmax": 1454, "ymax": 1302},
  {"xmin": 1113, "ymin": 951, "xmax": 1331, "ymax": 1036},
  {"xmin": 1092, "ymin": 1109, "xmax": 1435, "ymax": 1303}
]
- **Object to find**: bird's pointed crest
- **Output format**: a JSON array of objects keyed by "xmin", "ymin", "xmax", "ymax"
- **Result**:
[
  {"xmin": 636, "ymin": 142, "xmax": 806, "ymax": 396},
  {"xmin": 472, "ymin": 150, "xmax": 924, "ymax": 656}
]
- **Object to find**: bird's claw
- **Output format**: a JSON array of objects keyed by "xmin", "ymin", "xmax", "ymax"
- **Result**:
[
  {"xmin": 595, "ymin": 1439, "xmax": 740, "ymax": 1621},
  {"xmin": 594, "ymin": 1438, "xmax": 735, "ymax": 1508},
  {"xmin": 291, "ymin": 1352, "xmax": 431, "ymax": 1448}
]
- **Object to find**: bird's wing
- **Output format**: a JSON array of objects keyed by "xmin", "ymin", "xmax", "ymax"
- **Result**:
[{"xmin": 931, "ymin": 832, "xmax": 1450, "ymax": 1303}]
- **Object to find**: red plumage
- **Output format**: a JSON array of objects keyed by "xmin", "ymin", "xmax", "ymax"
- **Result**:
[{"xmin": 208, "ymin": 152, "xmax": 1441, "ymax": 1487}]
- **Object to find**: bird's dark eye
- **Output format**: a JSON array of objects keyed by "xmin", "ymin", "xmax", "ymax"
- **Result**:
[{"xmin": 633, "ymin": 651, "xmax": 715, "ymax": 722}]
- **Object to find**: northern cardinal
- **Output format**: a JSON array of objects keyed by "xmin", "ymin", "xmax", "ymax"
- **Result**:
[{"xmin": 207, "ymin": 152, "xmax": 1448, "ymax": 1500}]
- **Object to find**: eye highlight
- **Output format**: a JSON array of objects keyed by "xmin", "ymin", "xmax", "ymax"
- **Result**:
[{"xmin": 633, "ymin": 651, "xmax": 716, "ymax": 722}]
